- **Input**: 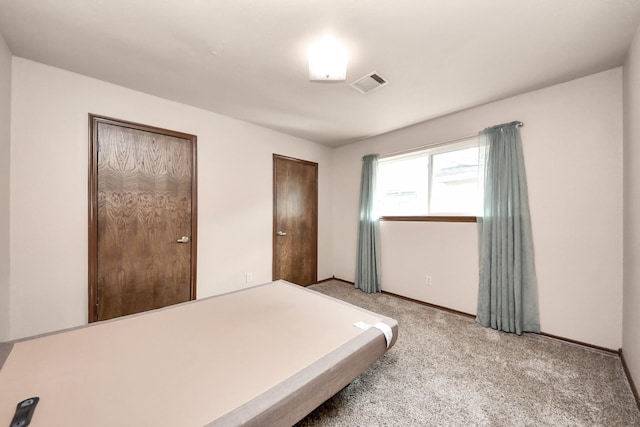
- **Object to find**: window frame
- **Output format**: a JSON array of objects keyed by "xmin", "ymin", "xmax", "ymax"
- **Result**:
[{"xmin": 377, "ymin": 138, "xmax": 480, "ymax": 223}]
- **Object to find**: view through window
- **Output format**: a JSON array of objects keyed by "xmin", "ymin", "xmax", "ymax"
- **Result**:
[{"xmin": 377, "ymin": 139, "xmax": 482, "ymax": 217}]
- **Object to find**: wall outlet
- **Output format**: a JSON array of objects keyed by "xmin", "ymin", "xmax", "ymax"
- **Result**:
[
  {"xmin": 246, "ymin": 272, "xmax": 253, "ymax": 283},
  {"xmin": 426, "ymin": 274, "xmax": 432, "ymax": 286}
]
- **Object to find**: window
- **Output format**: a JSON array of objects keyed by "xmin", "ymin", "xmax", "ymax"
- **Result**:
[{"xmin": 377, "ymin": 139, "xmax": 482, "ymax": 217}]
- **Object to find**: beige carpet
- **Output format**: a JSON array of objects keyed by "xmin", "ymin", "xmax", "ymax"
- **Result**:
[{"xmin": 296, "ymin": 280, "xmax": 640, "ymax": 426}]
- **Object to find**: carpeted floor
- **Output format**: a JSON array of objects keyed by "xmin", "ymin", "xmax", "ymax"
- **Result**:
[{"xmin": 295, "ymin": 280, "xmax": 640, "ymax": 426}]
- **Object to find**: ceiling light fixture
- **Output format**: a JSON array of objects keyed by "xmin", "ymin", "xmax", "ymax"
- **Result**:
[{"xmin": 308, "ymin": 35, "xmax": 349, "ymax": 82}]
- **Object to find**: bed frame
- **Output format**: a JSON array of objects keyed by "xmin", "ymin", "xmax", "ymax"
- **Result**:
[{"xmin": 0, "ymin": 280, "xmax": 397, "ymax": 426}]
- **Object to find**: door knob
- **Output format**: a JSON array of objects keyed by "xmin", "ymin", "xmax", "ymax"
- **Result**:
[
  {"xmin": 276, "ymin": 231, "xmax": 287, "ymax": 236},
  {"xmin": 177, "ymin": 236, "xmax": 190, "ymax": 243}
]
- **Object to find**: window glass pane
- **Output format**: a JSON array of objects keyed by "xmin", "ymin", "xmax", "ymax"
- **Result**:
[
  {"xmin": 430, "ymin": 146, "xmax": 480, "ymax": 215},
  {"xmin": 378, "ymin": 153, "xmax": 429, "ymax": 215}
]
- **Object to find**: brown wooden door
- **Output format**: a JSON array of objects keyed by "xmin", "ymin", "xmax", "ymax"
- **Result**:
[
  {"xmin": 89, "ymin": 115, "xmax": 197, "ymax": 322},
  {"xmin": 273, "ymin": 154, "xmax": 318, "ymax": 286}
]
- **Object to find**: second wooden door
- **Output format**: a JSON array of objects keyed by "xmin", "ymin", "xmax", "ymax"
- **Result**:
[{"xmin": 273, "ymin": 155, "xmax": 318, "ymax": 286}]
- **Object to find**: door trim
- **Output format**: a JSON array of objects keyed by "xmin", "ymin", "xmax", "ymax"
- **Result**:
[
  {"xmin": 272, "ymin": 154, "xmax": 318, "ymax": 284},
  {"xmin": 88, "ymin": 114, "xmax": 198, "ymax": 322}
]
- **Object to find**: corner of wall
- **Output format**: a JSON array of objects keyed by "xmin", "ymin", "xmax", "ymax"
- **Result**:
[
  {"xmin": 0, "ymin": 33, "xmax": 12, "ymax": 341},
  {"xmin": 622, "ymin": 20, "xmax": 640, "ymax": 407}
]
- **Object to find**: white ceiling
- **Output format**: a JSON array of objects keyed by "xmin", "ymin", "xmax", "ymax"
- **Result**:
[{"xmin": 1, "ymin": 0, "xmax": 639, "ymax": 147}]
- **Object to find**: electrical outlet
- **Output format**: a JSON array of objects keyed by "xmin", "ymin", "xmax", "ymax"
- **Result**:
[
  {"xmin": 246, "ymin": 272, "xmax": 253, "ymax": 283},
  {"xmin": 426, "ymin": 275, "xmax": 432, "ymax": 286}
]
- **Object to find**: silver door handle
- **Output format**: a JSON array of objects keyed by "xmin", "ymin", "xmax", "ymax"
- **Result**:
[
  {"xmin": 177, "ymin": 236, "xmax": 190, "ymax": 243},
  {"xmin": 276, "ymin": 231, "xmax": 287, "ymax": 236}
]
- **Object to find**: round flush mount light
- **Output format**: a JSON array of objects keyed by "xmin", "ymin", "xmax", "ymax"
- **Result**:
[{"xmin": 307, "ymin": 35, "xmax": 349, "ymax": 82}]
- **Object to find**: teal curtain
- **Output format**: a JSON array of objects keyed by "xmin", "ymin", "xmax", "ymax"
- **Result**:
[
  {"xmin": 355, "ymin": 154, "xmax": 381, "ymax": 293},
  {"xmin": 477, "ymin": 122, "xmax": 540, "ymax": 334}
]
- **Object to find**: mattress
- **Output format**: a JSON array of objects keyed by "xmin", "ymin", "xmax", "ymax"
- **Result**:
[{"xmin": 0, "ymin": 280, "xmax": 397, "ymax": 426}]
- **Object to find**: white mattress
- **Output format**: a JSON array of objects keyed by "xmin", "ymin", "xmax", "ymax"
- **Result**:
[{"xmin": 0, "ymin": 280, "xmax": 397, "ymax": 426}]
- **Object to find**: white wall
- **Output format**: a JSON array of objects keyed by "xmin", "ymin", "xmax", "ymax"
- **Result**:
[
  {"xmin": 10, "ymin": 58, "xmax": 334, "ymax": 340},
  {"xmin": 623, "ymin": 25, "xmax": 640, "ymax": 394},
  {"xmin": 0, "ymin": 34, "xmax": 11, "ymax": 341},
  {"xmin": 381, "ymin": 221, "xmax": 479, "ymax": 315},
  {"xmin": 334, "ymin": 69, "xmax": 623, "ymax": 349}
]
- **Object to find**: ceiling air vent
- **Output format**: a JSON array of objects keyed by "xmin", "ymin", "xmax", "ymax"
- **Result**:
[{"xmin": 349, "ymin": 71, "xmax": 388, "ymax": 94}]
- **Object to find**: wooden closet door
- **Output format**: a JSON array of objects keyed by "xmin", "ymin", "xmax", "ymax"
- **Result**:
[
  {"xmin": 273, "ymin": 154, "xmax": 318, "ymax": 286},
  {"xmin": 89, "ymin": 115, "xmax": 197, "ymax": 321}
]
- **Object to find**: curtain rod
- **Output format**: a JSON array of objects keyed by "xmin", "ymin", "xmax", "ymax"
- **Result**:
[{"xmin": 379, "ymin": 121, "xmax": 524, "ymax": 159}]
